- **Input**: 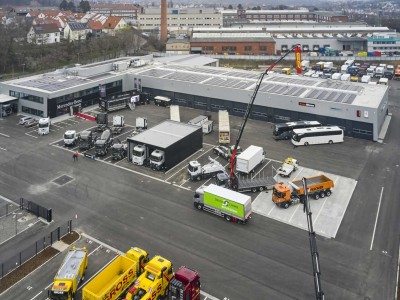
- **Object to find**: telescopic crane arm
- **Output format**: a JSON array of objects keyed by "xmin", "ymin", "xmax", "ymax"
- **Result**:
[
  {"xmin": 302, "ymin": 178, "xmax": 324, "ymax": 300},
  {"xmin": 229, "ymin": 44, "xmax": 301, "ymax": 188}
]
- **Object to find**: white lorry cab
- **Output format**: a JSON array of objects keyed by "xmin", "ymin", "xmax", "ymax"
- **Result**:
[
  {"xmin": 38, "ymin": 117, "xmax": 51, "ymax": 135},
  {"xmin": 64, "ymin": 130, "xmax": 78, "ymax": 146}
]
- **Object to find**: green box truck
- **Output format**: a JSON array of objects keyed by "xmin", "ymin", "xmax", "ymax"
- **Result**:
[{"xmin": 194, "ymin": 184, "xmax": 252, "ymax": 224}]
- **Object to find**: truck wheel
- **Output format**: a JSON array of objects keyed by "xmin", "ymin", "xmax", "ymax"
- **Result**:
[
  {"xmin": 326, "ymin": 190, "xmax": 332, "ymax": 197},
  {"xmin": 304, "ymin": 142, "xmax": 309, "ymax": 146},
  {"xmin": 314, "ymin": 193, "xmax": 320, "ymax": 200},
  {"xmin": 196, "ymin": 175, "xmax": 201, "ymax": 181},
  {"xmin": 251, "ymin": 187, "xmax": 257, "ymax": 193},
  {"xmin": 225, "ymin": 215, "xmax": 231, "ymax": 222},
  {"xmin": 328, "ymin": 140, "xmax": 333, "ymax": 144},
  {"xmin": 259, "ymin": 186, "xmax": 264, "ymax": 192},
  {"xmin": 319, "ymin": 191, "xmax": 325, "ymax": 198},
  {"xmin": 196, "ymin": 203, "xmax": 203, "ymax": 210},
  {"xmin": 284, "ymin": 202, "xmax": 289, "ymax": 209}
]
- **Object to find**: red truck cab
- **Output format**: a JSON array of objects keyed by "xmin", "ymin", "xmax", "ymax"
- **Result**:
[{"xmin": 169, "ymin": 266, "xmax": 201, "ymax": 300}]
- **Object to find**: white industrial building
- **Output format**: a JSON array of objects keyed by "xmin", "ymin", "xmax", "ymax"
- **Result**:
[
  {"xmin": 0, "ymin": 55, "xmax": 389, "ymax": 141},
  {"xmin": 137, "ymin": 7, "xmax": 222, "ymax": 32}
]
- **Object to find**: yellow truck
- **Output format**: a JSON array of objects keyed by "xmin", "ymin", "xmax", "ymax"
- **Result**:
[
  {"xmin": 124, "ymin": 255, "xmax": 174, "ymax": 300},
  {"xmin": 82, "ymin": 247, "xmax": 149, "ymax": 300},
  {"xmin": 49, "ymin": 247, "xmax": 88, "ymax": 300}
]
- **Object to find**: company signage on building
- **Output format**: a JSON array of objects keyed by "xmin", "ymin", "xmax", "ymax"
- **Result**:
[
  {"xmin": 299, "ymin": 102, "xmax": 315, "ymax": 108},
  {"xmin": 56, "ymin": 99, "xmax": 82, "ymax": 110}
]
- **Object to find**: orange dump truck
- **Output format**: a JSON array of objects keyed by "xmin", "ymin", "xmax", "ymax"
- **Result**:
[{"xmin": 272, "ymin": 174, "xmax": 334, "ymax": 208}]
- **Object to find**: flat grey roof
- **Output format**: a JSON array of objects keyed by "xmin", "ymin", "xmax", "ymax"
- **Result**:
[
  {"xmin": 0, "ymin": 94, "xmax": 17, "ymax": 103},
  {"xmin": 136, "ymin": 64, "xmax": 386, "ymax": 108},
  {"xmin": 128, "ymin": 120, "xmax": 199, "ymax": 148}
]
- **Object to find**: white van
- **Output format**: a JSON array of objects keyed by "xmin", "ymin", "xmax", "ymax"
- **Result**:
[
  {"xmin": 378, "ymin": 78, "xmax": 389, "ymax": 85},
  {"xmin": 340, "ymin": 74, "xmax": 351, "ymax": 81},
  {"xmin": 19, "ymin": 116, "xmax": 33, "ymax": 125},
  {"xmin": 331, "ymin": 73, "xmax": 342, "ymax": 80},
  {"xmin": 361, "ymin": 75, "xmax": 371, "ymax": 83}
]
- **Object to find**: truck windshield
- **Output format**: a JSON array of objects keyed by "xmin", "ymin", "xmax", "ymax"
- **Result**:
[
  {"xmin": 132, "ymin": 150, "xmax": 143, "ymax": 156},
  {"xmin": 49, "ymin": 291, "xmax": 68, "ymax": 300},
  {"xmin": 64, "ymin": 134, "xmax": 74, "ymax": 139},
  {"xmin": 272, "ymin": 187, "xmax": 285, "ymax": 198},
  {"xmin": 112, "ymin": 148, "xmax": 121, "ymax": 154},
  {"xmin": 150, "ymin": 155, "xmax": 163, "ymax": 162},
  {"xmin": 38, "ymin": 123, "xmax": 48, "ymax": 128},
  {"xmin": 95, "ymin": 144, "xmax": 104, "ymax": 150},
  {"xmin": 273, "ymin": 125, "xmax": 283, "ymax": 135},
  {"xmin": 188, "ymin": 164, "xmax": 198, "ymax": 172}
]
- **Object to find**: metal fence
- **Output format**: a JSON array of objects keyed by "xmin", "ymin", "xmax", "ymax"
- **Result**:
[
  {"xmin": 0, "ymin": 220, "xmax": 72, "ymax": 278},
  {"xmin": 20, "ymin": 198, "xmax": 52, "ymax": 223},
  {"xmin": 0, "ymin": 203, "xmax": 16, "ymax": 218}
]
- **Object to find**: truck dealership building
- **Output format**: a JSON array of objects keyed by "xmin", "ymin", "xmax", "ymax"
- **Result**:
[{"xmin": 0, "ymin": 55, "xmax": 389, "ymax": 141}]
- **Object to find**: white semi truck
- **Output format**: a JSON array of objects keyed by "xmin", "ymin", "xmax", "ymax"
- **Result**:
[
  {"xmin": 236, "ymin": 145, "xmax": 265, "ymax": 174},
  {"xmin": 188, "ymin": 157, "xmax": 225, "ymax": 181},
  {"xmin": 111, "ymin": 115, "xmax": 125, "ymax": 135},
  {"xmin": 64, "ymin": 130, "xmax": 78, "ymax": 146},
  {"xmin": 131, "ymin": 146, "xmax": 165, "ymax": 170},
  {"xmin": 194, "ymin": 184, "xmax": 252, "ymax": 224},
  {"xmin": 38, "ymin": 117, "xmax": 51, "ymax": 135}
]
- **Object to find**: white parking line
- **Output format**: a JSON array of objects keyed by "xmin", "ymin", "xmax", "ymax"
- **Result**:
[
  {"xmin": 251, "ymin": 160, "xmax": 271, "ymax": 179},
  {"xmin": 0, "ymin": 147, "xmax": 7, "ymax": 151},
  {"xmin": 0, "ymin": 132, "xmax": 10, "ymax": 138},
  {"xmin": 313, "ymin": 177, "xmax": 339, "ymax": 225},
  {"xmin": 29, "ymin": 290, "xmax": 42, "ymax": 300},
  {"xmin": 370, "ymin": 186, "xmax": 384, "ymax": 251},
  {"xmin": 51, "ymin": 123, "xmax": 63, "ymax": 128},
  {"xmin": 165, "ymin": 148, "xmax": 213, "ymax": 181},
  {"xmin": 25, "ymin": 132, "xmax": 38, "ymax": 139}
]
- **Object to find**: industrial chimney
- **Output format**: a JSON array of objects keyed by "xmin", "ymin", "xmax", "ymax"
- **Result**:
[{"xmin": 160, "ymin": 0, "xmax": 167, "ymax": 42}]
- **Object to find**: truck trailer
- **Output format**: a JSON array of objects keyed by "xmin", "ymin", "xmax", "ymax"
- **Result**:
[
  {"xmin": 82, "ymin": 247, "xmax": 149, "ymax": 300},
  {"xmin": 188, "ymin": 115, "xmax": 209, "ymax": 127},
  {"xmin": 218, "ymin": 110, "xmax": 230, "ymax": 144},
  {"xmin": 127, "ymin": 120, "xmax": 203, "ymax": 170},
  {"xmin": 49, "ymin": 247, "xmax": 88, "ymax": 300},
  {"xmin": 236, "ymin": 145, "xmax": 265, "ymax": 174},
  {"xmin": 194, "ymin": 184, "xmax": 252, "ymax": 224},
  {"xmin": 111, "ymin": 115, "xmax": 125, "ymax": 135},
  {"xmin": 272, "ymin": 174, "xmax": 334, "ymax": 208}
]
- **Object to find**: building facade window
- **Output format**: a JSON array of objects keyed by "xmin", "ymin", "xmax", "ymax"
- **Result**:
[
  {"xmin": 259, "ymin": 46, "xmax": 267, "ymax": 51},
  {"xmin": 21, "ymin": 106, "xmax": 44, "ymax": 117},
  {"xmin": 244, "ymin": 46, "xmax": 252, "ymax": 51},
  {"xmin": 10, "ymin": 91, "xmax": 44, "ymax": 104}
]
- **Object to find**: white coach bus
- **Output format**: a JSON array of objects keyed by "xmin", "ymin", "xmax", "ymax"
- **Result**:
[{"xmin": 291, "ymin": 126, "xmax": 344, "ymax": 146}]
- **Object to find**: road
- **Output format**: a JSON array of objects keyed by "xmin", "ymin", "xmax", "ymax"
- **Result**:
[{"xmin": 0, "ymin": 80, "xmax": 399, "ymax": 299}]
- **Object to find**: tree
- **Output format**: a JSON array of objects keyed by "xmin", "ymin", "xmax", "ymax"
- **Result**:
[
  {"xmin": 79, "ymin": 0, "xmax": 91, "ymax": 13},
  {"xmin": 228, "ymin": 5, "xmax": 233, "ymax": 9},
  {"xmin": 237, "ymin": 4, "xmax": 243, "ymax": 9},
  {"xmin": 67, "ymin": 1, "xmax": 76, "ymax": 12},
  {"xmin": 59, "ymin": 0, "xmax": 68, "ymax": 10}
]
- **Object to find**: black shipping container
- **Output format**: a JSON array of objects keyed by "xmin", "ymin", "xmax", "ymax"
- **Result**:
[{"xmin": 127, "ymin": 120, "xmax": 203, "ymax": 169}]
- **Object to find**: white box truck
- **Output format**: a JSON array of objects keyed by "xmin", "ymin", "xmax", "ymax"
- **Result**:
[
  {"xmin": 194, "ymin": 184, "xmax": 252, "ymax": 224},
  {"xmin": 202, "ymin": 120, "xmax": 213, "ymax": 134},
  {"xmin": 236, "ymin": 145, "xmax": 265, "ymax": 174},
  {"xmin": 218, "ymin": 110, "xmax": 230, "ymax": 144}
]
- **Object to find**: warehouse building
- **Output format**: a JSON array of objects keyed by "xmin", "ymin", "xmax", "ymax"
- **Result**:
[
  {"xmin": 0, "ymin": 55, "xmax": 388, "ymax": 141},
  {"xmin": 129, "ymin": 63, "xmax": 388, "ymax": 141}
]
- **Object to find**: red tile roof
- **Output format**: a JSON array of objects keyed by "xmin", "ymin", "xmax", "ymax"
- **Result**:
[
  {"xmin": 103, "ymin": 16, "xmax": 123, "ymax": 29},
  {"xmin": 87, "ymin": 20, "xmax": 103, "ymax": 30}
]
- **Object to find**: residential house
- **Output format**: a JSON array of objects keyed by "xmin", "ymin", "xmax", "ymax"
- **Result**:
[
  {"xmin": 102, "ymin": 16, "xmax": 128, "ymax": 36},
  {"xmin": 87, "ymin": 20, "xmax": 103, "ymax": 38},
  {"xmin": 27, "ymin": 23, "xmax": 60, "ymax": 44},
  {"xmin": 64, "ymin": 22, "xmax": 89, "ymax": 41},
  {"xmin": 166, "ymin": 37, "xmax": 190, "ymax": 54}
]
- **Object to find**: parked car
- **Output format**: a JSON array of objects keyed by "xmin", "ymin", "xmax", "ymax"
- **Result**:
[
  {"xmin": 24, "ymin": 118, "xmax": 38, "ymax": 127},
  {"xmin": 19, "ymin": 116, "xmax": 33, "ymax": 125}
]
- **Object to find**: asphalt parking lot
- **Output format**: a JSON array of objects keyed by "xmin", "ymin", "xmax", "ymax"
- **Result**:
[{"xmin": 0, "ymin": 78, "xmax": 399, "ymax": 299}]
